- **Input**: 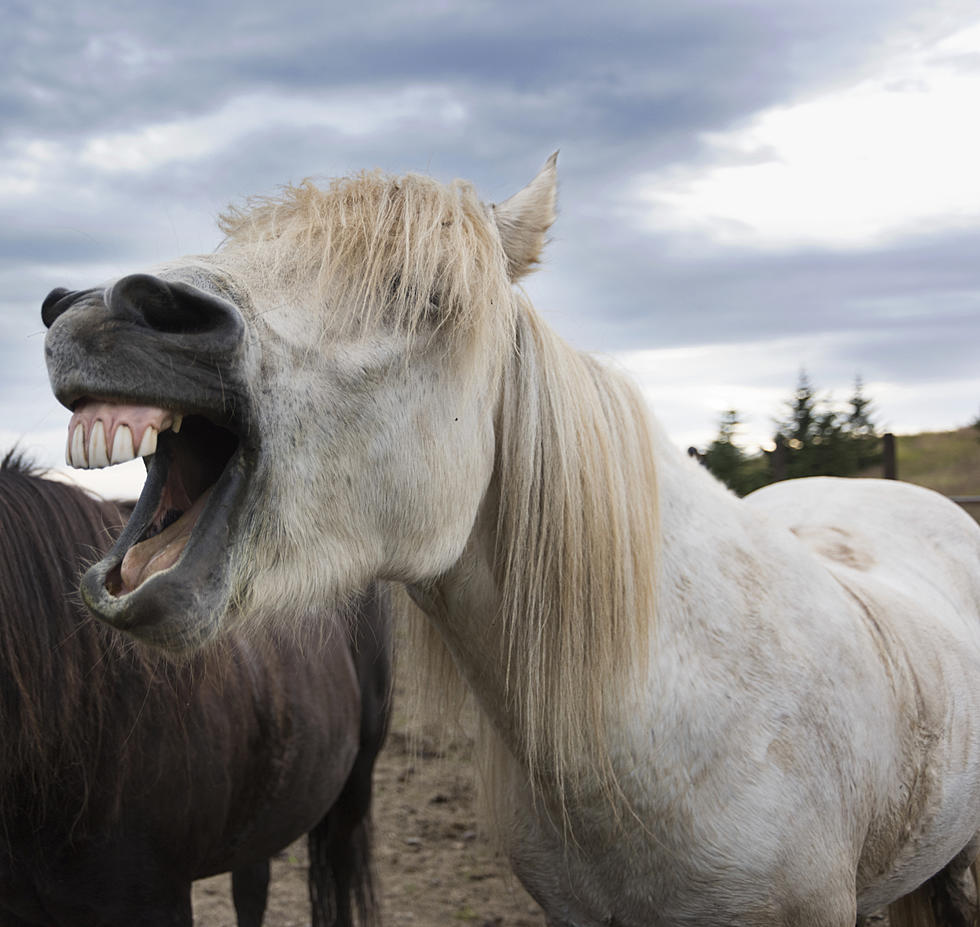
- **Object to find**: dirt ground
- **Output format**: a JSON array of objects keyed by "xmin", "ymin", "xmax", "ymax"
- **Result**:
[
  {"xmin": 192, "ymin": 678, "xmax": 547, "ymax": 927},
  {"xmin": 189, "ymin": 666, "xmax": 893, "ymax": 927}
]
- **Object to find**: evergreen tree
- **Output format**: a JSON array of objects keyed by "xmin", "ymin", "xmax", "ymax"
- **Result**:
[
  {"xmin": 702, "ymin": 410, "xmax": 768, "ymax": 496},
  {"xmin": 705, "ymin": 374, "xmax": 884, "ymax": 489},
  {"xmin": 843, "ymin": 375, "xmax": 881, "ymax": 468},
  {"xmin": 702, "ymin": 410, "xmax": 744, "ymax": 489},
  {"xmin": 845, "ymin": 375, "xmax": 875, "ymax": 437},
  {"xmin": 810, "ymin": 407, "xmax": 857, "ymax": 476},
  {"xmin": 773, "ymin": 370, "xmax": 826, "ymax": 478},
  {"xmin": 771, "ymin": 371, "xmax": 879, "ymax": 480},
  {"xmin": 778, "ymin": 370, "xmax": 818, "ymax": 453}
]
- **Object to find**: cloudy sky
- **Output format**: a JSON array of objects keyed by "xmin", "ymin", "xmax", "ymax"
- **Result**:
[{"xmin": 3, "ymin": 0, "xmax": 979, "ymax": 498}]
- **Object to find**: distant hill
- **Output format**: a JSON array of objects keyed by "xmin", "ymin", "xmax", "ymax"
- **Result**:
[{"xmin": 891, "ymin": 427, "xmax": 980, "ymax": 496}]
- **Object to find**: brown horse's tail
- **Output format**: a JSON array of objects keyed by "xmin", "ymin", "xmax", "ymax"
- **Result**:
[
  {"xmin": 886, "ymin": 857, "xmax": 980, "ymax": 927},
  {"xmin": 308, "ymin": 582, "xmax": 392, "ymax": 926},
  {"xmin": 307, "ymin": 797, "xmax": 378, "ymax": 927}
]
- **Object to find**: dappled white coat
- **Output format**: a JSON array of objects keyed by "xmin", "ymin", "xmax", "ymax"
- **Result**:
[
  {"xmin": 457, "ymin": 435, "xmax": 980, "ymax": 925},
  {"xmin": 407, "ymin": 379, "xmax": 980, "ymax": 925}
]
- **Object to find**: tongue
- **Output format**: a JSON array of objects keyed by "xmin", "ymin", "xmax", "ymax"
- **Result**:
[{"xmin": 119, "ymin": 486, "xmax": 213, "ymax": 593}]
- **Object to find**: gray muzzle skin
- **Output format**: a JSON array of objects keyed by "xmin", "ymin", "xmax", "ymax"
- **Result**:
[{"xmin": 42, "ymin": 273, "xmax": 255, "ymax": 651}]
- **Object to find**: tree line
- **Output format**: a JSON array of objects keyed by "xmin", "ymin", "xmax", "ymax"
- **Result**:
[{"xmin": 698, "ymin": 372, "xmax": 883, "ymax": 496}]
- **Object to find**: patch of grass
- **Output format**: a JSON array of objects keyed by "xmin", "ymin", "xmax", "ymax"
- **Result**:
[{"xmin": 893, "ymin": 427, "xmax": 980, "ymax": 496}]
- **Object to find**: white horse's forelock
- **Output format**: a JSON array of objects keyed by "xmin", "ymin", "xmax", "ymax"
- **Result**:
[{"xmin": 217, "ymin": 171, "xmax": 515, "ymax": 373}]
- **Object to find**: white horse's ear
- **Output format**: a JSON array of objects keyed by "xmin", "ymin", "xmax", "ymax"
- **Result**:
[{"xmin": 492, "ymin": 152, "xmax": 558, "ymax": 281}]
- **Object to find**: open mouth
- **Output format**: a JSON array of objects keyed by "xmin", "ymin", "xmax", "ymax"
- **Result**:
[{"xmin": 66, "ymin": 399, "xmax": 245, "ymax": 644}]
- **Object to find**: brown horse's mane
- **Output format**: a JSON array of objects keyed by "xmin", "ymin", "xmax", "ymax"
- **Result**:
[{"xmin": 0, "ymin": 450, "xmax": 193, "ymax": 820}]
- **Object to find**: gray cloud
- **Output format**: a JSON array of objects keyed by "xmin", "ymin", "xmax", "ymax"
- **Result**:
[
  {"xmin": 2, "ymin": 0, "xmax": 978, "ymax": 478},
  {"xmin": 1, "ymin": 0, "xmax": 935, "ymax": 144},
  {"xmin": 541, "ymin": 217, "xmax": 980, "ymax": 371}
]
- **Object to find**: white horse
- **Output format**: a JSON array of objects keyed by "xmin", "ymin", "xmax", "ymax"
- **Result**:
[{"xmin": 43, "ymin": 156, "xmax": 980, "ymax": 926}]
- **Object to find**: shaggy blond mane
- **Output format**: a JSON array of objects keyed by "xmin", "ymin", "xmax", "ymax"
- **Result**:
[
  {"xmin": 218, "ymin": 171, "xmax": 515, "ymax": 367},
  {"xmin": 404, "ymin": 297, "xmax": 659, "ymax": 821},
  {"xmin": 222, "ymin": 168, "xmax": 659, "ymax": 811},
  {"xmin": 494, "ymin": 305, "xmax": 659, "ymax": 802}
]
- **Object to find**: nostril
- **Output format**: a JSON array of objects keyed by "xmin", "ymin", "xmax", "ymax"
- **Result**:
[
  {"xmin": 109, "ymin": 273, "xmax": 243, "ymax": 340},
  {"xmin": 41, "ymin": 287, "xmax": 74, "ymax": 328},
  {"xmin": 108, "ymin": 274, "xmax": 178, "ymax": 330}
]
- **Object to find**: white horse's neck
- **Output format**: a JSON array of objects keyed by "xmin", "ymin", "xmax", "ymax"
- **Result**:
[
  {"xmin": 408, "ymin": 479, "xmax": 518, "ymax": 744},
  {"xmin": 411, "ymin": 371, "xmax": 751, "ymax": 794}
]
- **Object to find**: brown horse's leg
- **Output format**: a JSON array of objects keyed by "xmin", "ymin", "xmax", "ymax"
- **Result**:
[{"xmin": 231, "ymin": 860, "xmax": 271, "ymax": 927}]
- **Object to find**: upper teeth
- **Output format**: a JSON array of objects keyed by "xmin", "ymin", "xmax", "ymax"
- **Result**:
[
  {"xmin": 88, "ymin": 420, "xmax": 109, "ymax": 468},
  {"xmin": 69, "ymin": 422, "xmax": 86, "ymax": 467},
  {"xmin": 137, "ymin": 426, "xmax": 158, "ymax": 458},
  {"xmin": 110, "ymin": 425, "xmax": 135, "ymax": 464},
  {"xmin": 66, "ymin": 407, "xmax": 181, "ymax": 469}
]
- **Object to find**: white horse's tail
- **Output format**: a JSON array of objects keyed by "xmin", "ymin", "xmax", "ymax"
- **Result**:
[{"xmin": 887, "ymin": 858, "xmax": 980, "ymax": 927}]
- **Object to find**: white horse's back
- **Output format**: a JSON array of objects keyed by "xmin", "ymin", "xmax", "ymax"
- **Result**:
[{"xmin": 747, "ymin": 476, "xmax": 980, "ymax": 625}]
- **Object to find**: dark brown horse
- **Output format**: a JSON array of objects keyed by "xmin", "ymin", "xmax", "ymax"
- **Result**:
[{"xmin": 0, "ymin": 451, "xmax": 390, "ymax": 927}]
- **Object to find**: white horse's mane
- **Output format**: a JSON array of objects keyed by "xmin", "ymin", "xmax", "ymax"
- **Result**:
[
  {"xmin": 492, "ymin": 306, "xmax": 660, "ymax": 800},
  {"xmin": 218, "ymin": 170, "xmax": 660, "ymax": 804}
]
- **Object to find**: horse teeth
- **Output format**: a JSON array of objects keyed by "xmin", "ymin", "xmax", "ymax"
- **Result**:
[
  {"xmin": 138, "ymin": 425, "xmax": 158, "ymax": 458},
  {"xmin": 70, "ymin": 423, "xmax": 87, "ymax": 468},
  {"xmin": 110, "ymin": 425, "xmax": 136, "ymax": 464},
  {"xmin": 88, "ymin": 420, "xmax": 110, "ymax": 468},
  {"xmin": 172, "ymin": 413, "xmax": 183, "ymax": 434}
]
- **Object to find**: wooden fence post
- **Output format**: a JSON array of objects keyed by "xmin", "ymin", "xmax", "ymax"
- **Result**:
[
  {"xmin": 771, "ymin": 435, "xmax": 787, "ymax": 482},
  {"xmin": 882, "ymin": 432, "xmax": 897, "ymax": 480}
]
